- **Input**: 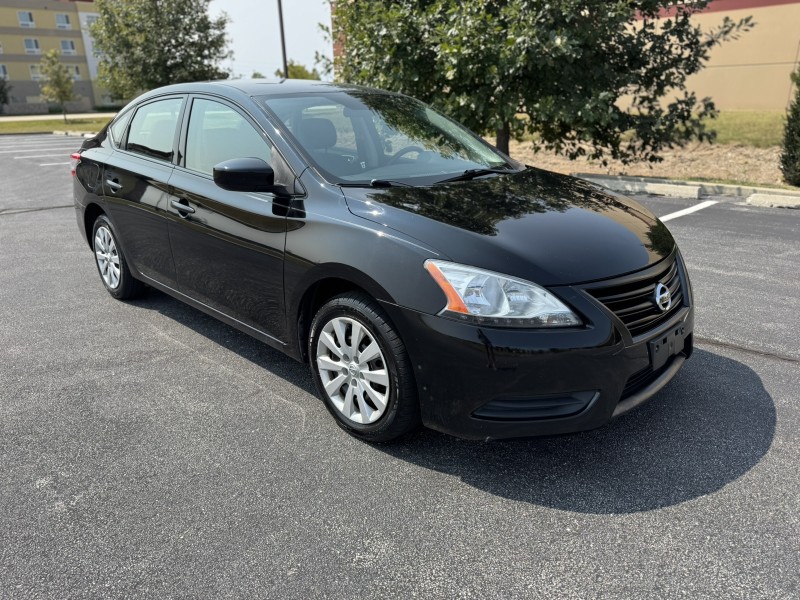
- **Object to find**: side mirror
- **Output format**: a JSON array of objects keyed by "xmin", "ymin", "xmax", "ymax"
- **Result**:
[{"xmin": 213, "ymin": 157, "xmax": 281, "ymax": 193}]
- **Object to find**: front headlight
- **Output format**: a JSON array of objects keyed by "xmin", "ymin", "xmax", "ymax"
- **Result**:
[{"xmin": 424, "ymin": 260, "xmax": 581, "ymax": 328}]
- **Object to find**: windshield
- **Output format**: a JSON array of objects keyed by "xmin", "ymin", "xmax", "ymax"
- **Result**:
[{"xmin": 259, "ymin": 91, "xmax": 516, "ymax": 185}]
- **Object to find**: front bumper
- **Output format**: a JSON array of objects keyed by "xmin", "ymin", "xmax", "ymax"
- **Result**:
[{"xmin": 380, "ymin": 269, "xmax": 694, "ymax": 440}]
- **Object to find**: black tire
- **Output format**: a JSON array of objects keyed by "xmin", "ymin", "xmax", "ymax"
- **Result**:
[
  {"xmin": 308, "ymin": 292, "xmax": 420, "ymax": 442},
  {"xmin": 91, "ymin": 214, "xmax": 145, "ymax": 300}
]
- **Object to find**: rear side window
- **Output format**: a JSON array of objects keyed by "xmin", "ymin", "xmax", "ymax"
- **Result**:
[
  {"xmin": 108, "ymin": 110, "xmax": 133, "ymax": 146},
  {"xmin": 126, "ymin": 98, "xmax": 183, "ymax": 161}
]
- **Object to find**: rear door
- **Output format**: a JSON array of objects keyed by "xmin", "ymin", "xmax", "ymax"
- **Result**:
[
  {"xmin": 103, "ymin": 95, "xmax": 185, "ymax": 288},
  {"xmin": 167, "ymin": 96, "xmax": 291, "ymax": 342}
]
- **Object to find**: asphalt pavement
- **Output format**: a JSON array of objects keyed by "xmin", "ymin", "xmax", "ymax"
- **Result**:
[{"xmin": 1, "ymin": 135, "xmax": 798, "ymax": 599}]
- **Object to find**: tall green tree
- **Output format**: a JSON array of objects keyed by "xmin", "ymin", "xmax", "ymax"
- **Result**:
[
  {"xmin": 324, "ymin": 0, "xmax": 753, "ymax": 162},
  {"xmin": 0, "ymin": 78, "xmax": 12, "ymax": 115},
  {"xmin": 780, "ymin": 69, "xmax": 800, "ymax": 186},
  {"xmin": 274, "ymin": 60, "xmax": 321, "ymax": 80},
  {"xmin": 39, "ymin": 49, "xmax": 77, "ymax": 123},
  {"xmin": 91, "ymin": 0, "xmax": 231, "ymax": 101}
]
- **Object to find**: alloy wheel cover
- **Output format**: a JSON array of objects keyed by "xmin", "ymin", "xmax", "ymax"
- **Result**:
[
  {"xmin": 94, "ymin": 226, "xmax": 121, "ymax": 289},
  {"xmin": 316, "ymin": 316, "xmax": 390, "ymax": 424}
]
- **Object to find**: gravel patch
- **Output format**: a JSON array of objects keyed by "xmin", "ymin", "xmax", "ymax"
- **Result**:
[{"xmin": 510, "ymin": 142, "xmax": 786, "ymax": 188}]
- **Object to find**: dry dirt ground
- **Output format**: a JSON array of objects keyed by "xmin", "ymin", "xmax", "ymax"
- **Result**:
[{"xmin": 508, "ymin": 141, "xmax": 786, "ymax": 188}]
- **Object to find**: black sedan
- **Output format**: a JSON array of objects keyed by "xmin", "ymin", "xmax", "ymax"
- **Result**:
[{"xmin": 72, "ymin": 79, "xmax": 693, "ymax": 442}]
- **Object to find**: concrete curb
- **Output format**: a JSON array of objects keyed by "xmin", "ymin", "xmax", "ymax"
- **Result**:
[
  {"xmin": 576, "ymin": 175, "xmax": 701, "ymax": 199},
  {"xmin": 573, "ymin": 173, "xmax": 800, "ymax": 204},
  {"xmin": 0, "ymin": 112, "xmax": 117, "ymax": 123},
  {"xmin": 52, "ymin": 130, "xmax": 96, "ymax": 137},
  {"xmin": 0, "ymin": 130, "xmax": 96, "ymax": 137},
  {"xmin": 747, "ymin": 194, "xmax": 800, "ymax": 209},
  {"xmin": 0, "ymin": 131, "xmax": 52, "ymax": 137}
]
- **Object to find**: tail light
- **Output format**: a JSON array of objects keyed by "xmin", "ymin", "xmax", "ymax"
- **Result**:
[{"xmin": 70, "ymin": 152, "xmax": 81, "ymax": 176}]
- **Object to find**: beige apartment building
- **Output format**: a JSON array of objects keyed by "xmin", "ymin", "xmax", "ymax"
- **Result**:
[{"xmin": 0, "ymin": 0, "xmax": 112, "ymax": 114}]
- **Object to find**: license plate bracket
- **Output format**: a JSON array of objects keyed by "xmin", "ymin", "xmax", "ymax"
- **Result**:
[{"xmin": 648, "ymin": 325, "xmax": 686, "ymax": 371}]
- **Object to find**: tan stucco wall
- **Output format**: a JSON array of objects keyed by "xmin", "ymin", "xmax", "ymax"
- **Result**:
[{"xmin": 686, "ymin": 3, "xmax": 800, "ymax": 110}]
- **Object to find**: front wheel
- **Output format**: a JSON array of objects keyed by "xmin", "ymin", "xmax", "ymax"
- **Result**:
[{"xmin": 309, "ymin": 293, "xmax": 420, "ymax": 442}]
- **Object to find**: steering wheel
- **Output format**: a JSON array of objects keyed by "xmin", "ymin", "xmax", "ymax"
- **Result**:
[{"xmin": 387, "ymin": 145, "xmax": 427, "ymax": 164}]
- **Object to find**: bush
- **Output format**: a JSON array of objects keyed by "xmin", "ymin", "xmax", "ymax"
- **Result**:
[
  {"xmin": 0, "ymin": 78, "xmax": 11, "ymax": 114},
  {"xmin": 780, "ymin": 69, "xmax": 800, "ymax": 186}
]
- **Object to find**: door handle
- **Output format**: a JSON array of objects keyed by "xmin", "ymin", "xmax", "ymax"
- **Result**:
[
  {"xmin": 171, "ymin": 199, "xmax": 195, "ymax": 215},
  {"xmin": 105, "ymin": 179, "xmax": 122, "ymax": 191}
]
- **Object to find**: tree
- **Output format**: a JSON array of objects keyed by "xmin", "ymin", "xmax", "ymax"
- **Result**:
[
  {"xmin": 39, "ymin": 50, "xmax": 77, "ymax": 123},
  {"xmin": 0, "ymin": 78, "xmax": 11, "ymax": 115},
  {"xmin": 91, "ymin": 0, "xmax": 231, "ymax": 101},
  {"xmin": 252, "ymin": 71, "xmax": 266, "ymax": 79},
  {"xmin": 274, "ymin": 60, "xmax": 321, "ymax": 80},
  {"xmin": 324, "ymin": 1, "xmax": 753, "ymax": 162},
  {"xmin": 780, "ymin": 68, "xmax": 800, "ymax": 186}
]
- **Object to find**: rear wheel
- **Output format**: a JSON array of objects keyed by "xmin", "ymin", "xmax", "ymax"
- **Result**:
[
  {"xmin": 92, "ymin": 215, "xmax": 145, "ymax": 300},
  {"xmin": 309, "ymin": 292, "xmax": 420, "ymax": 442}
]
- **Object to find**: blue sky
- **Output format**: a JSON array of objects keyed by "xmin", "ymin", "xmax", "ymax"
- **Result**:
[{"xmin": 208, "ymin": 0, "xmax": 333, "ymax": 79}]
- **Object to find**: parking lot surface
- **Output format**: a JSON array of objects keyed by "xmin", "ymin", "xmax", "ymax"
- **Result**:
[{"xmin": 1, "ymin": 135, "xmax": 798, "ymax": 598}]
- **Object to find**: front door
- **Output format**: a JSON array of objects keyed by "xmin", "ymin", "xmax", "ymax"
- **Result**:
[{"xmin": 167, "ymin": 97, "xmax": 290, "ymax": 342}]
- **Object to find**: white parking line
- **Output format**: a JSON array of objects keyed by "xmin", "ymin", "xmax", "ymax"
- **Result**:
[
  {"xmin": 13, "ymin": 153, "xmax": 73, "ymax": 159},
  {"xmin": 39, "ymin": 162, "xmax": 70, "ymax": 166},
  {"xmin": 0, "ymin": 136, "xmax": 80, "ymax": 142},
  {"xmin": 0, "ymin": 137, "xmax": 83, "ymax": 146},
  {"xmin": 660, "ymin": 200, "xmax": 719, "ymax": 222},
  {"xmin": 0, "ymin": 144, "xmax": 78, "ymax": 150},
  {"xmin": 0, "ymin": 146, "xmax": 78, "ymax": 154},
  {"xmin": 0, "ymin": 143, "xmax": 79, "ymax": 149}
]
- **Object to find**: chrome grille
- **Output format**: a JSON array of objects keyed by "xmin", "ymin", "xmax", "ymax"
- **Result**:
[{"xmin": 587, "ymin": 258, "xmax": 683, "ymax": 337}]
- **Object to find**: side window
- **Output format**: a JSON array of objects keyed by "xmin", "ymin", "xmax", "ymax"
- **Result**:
[
  {"xmin": 108, "ymin": 109, "xmax": 133, "ymax": 147},
  {"xmin": 185, "ymin": 98, "xmax": 272, "ymax": 177},
  {"xmin": 126, "ymin": 98, "xmax": 183, "ymax": 161}
]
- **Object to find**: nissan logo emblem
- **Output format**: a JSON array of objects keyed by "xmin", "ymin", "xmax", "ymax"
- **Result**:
[{"xmin": 654, "ymin": 283, "xmax": 672, "ymax": 312}]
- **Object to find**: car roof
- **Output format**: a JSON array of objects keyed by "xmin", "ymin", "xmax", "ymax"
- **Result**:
[{"xmin": 137, "ymin": 78, "xmax": 392, "ymax": 101}]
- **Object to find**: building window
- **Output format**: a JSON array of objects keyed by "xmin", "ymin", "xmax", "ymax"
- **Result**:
[
  {"xmin": 24, "ymin": 39, "xmax": 41, "ymax": 55},
  {"xmin": 0, "ymin": 65, "xmax": 8, "ymax": 81},
  {"xmin": 55, "ymin": 14, "xmax": 71, "ymax": 29},
  {"xmin": 18, "ymin": 11, "xmax": 35, "ymax": 28},
  {"xmin": 29, "ymin": 65, "xmax": 42, "ymax": 81},
  {"xmin": 61, "ymin": 40, "xmax": 77, "ymax": 55},
  {"xmin": 0, "ymin": 42, "xmax": 4, "ymax": 54},
  {"xmin": 67, "ymin": 66, "xmax": 81, "ymax": 81},
  {"xmin": 85, "ymin": 15, "xmax": 98, "ymax": 27}
]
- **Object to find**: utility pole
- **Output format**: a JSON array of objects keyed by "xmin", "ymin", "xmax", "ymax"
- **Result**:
[{"xmin": 277, "ymin": 0, "xmax": 289, "ymax": 79}]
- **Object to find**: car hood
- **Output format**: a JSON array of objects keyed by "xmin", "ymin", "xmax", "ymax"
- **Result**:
[{"xmin": 342, "ymin": 168, "xmax": 675, "ymax": 286}]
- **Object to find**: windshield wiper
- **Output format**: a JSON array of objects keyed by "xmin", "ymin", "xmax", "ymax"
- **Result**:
[
  {"xmin": 369, "ymin": 178, "xmax": 414, "ymax": 188},
  {"xmin": 434, "ymin": 168, "xmax": 516, "ymax": 185},
  {"xmin": 339, "ymin": 179, "xmax": 413, "ymax": 188}
]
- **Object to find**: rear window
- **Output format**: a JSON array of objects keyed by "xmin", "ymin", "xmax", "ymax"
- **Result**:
[{"xmin": 126, "ymin": 98, "xmax": 183, "ymax": 162}]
